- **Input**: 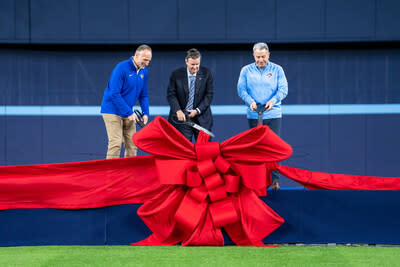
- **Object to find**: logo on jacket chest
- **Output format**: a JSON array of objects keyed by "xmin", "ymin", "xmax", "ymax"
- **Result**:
[{"xmin": 128, "ymin": 73, "xmax": 144, "ymax": 79}]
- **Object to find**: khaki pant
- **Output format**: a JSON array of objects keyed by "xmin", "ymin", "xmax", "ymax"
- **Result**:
[{"xmin": 102, "ymin": 113, "xmax": 137, "ymax": 159}]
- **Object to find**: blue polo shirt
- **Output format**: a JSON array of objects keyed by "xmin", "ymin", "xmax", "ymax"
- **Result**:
[
  {"xmin": 237, "ymin": 62, "xmax": 288, "ymax": 119},
  {"xmin": 101, "ymin": 58, "xmax": 149, "ymax": 117}
]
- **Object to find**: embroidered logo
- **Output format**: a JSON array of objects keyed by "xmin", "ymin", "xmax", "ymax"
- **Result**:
[
  {"xmin": 129, "ymin": 73, "xmax": 134, "ymax": 77},
  {"xmin": 140, "ymin": 74, "xmax": 144, "ymax": 79},
  {"xmin": 266, "ymin": 73, "xmax": 273, "ymax": 77}
]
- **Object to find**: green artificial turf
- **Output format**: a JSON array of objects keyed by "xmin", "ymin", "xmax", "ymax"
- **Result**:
[{"xmin": 0, "ymin": 245, "xmax": 399, "ymax": 267}]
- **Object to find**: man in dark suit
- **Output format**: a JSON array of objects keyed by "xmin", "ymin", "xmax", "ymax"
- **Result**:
[{"xmin": 167, "ymin": 48, "xmax": 214, "ymax": 142}]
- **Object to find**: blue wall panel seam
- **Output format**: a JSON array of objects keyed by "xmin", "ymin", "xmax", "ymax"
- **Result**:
[
  {"xmin": 374, "ymin": 0, "xmax": 377, "ymax": 39},
  {"xmin": 225, "ymin": 0, "xmax": 227, "ymax": 40},
  {"xmin": 364, "ymin": 114, "xmax": 367, "ymax": 177},
  {"xmin": 177, "ymin": 0, "xmax": 180, "ymax": 40},
  {"xmin": 40, "ymin": 114, "xmax": 43, "ymax": 164},
  {"xmin": 274, "ymin": 0, "xmax": 277, "ymax": 40},
  {"xmin": 104, "ymin": 206, "xmax": 108, "ymax": 245},
  {"xmin": 323, "ymin": 0, "xmax": 327, "ymax": 40},
  {"xmin": 78, "ymin": 0, "xmax": 81, "ymax": 40},
  {"xmin": 14, "ymin": 0, "xmax": 17, "ymax": 39},
  {"xmin": 127, "ymin": 0, "xmax": 130, "ymax": 40}
]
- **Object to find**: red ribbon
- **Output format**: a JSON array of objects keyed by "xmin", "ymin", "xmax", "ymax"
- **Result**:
[{"xmin": 132, "ymin": 116, "xmax": 293, "ymax": 246}]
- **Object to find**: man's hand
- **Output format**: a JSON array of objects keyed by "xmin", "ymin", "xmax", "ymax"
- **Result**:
[
  {"xmin": 250, "ymin": 101, "xmax": 257, "ymax": 111},
  {"xmin": 187, "ymin": 109, "xmax": 198, "ymax": 118},
  {"xmin": 128, "ymin": 113, "xmax": 139, "ymax": 123},
  {"xmin": 265, "ymin": 100, "xmax": 274, "ymax": 111},
  {"xmin": 142, "ymin": 115, "xmax": 148, "ymax": 125},
  {"xmin": 176, "ymin": 110, "xmax": 186, "ymax": 121}
]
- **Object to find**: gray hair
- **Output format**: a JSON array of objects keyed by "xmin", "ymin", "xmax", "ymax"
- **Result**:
[{"xmin": 253, "ymin": 42, "xmax": 269, "ymax": 52}]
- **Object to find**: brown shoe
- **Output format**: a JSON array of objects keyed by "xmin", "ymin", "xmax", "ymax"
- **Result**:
[{"xmin": 272, "ymin": 180, "xmax": 280, "ymax": 190}]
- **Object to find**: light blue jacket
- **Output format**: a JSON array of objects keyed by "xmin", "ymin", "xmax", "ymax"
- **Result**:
[{"xmin": 238, "ymin": 62, "xmax": 288, "ymax": 119}]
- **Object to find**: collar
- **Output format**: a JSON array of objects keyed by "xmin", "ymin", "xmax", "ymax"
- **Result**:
[
  {"xmin": 186, "ymin": 68, "xmax": 197, "ymax": 78},
  {"xmin": 254, "ymin": 62, "xmax": 270, "ymax": 72},
  {"xmin": 132, "ymin": 57, "xmax": 143, "ymax": 73}
]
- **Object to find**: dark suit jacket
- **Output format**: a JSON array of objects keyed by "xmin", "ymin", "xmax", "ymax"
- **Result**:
[{"xmin": 167, "ymin": 66, "xmax": 214, "ymax": 130}]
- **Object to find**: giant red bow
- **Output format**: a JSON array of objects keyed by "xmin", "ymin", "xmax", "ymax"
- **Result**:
[
  {"xmin": 1, "ymin": 116, "xmax": 399, "ymax": 245},
  {"xmin": 132, "ymin": 116, "xmax": 292, "ymax": 246}
]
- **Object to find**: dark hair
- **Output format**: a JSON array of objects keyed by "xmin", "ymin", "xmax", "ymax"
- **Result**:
[
  {"xmin": 185, "ymin": 48, "xmax": 201, "ymax": 60},
  {"xmin": 135, "ymin": 44, "xmax": 152, "ymax": 54}
]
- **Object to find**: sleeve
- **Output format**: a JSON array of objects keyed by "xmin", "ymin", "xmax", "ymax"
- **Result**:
[
  {"xmin": 196, "ymin": 70, "xmax": 214, "ymax": 113},
  {"xmin": 237, "ymin": 67, "xmax": 254, "ymax": 106},
  {"xmin": 270, "ymin": 66, "xmax": 288, "ymax": 105},
  {"xmin": 108, "ymin": 64, "xmax": 134, "ymax": 117},
  {"xmin": 139, "ymin": 69, "xmax": 150, "ymax": 116}
]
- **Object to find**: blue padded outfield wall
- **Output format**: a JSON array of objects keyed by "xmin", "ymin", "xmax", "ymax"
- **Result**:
[
  {"xmin": 1, "ymin": 0, "xmax": 400, "ymax": 44},
  {"xmin": 1, "ymin": 0, "xmax": 400, "ymax": 245},
  {"xmin": 0, "ymin": 47, "xmax": 399, "ymax": 185},
  {"xmin": 1, "ymin": 47, "xmax": 399, "ymax": 244},
  {"xmin": 1, "ymin": 191, "xmax": 400, "ymax": 246}
]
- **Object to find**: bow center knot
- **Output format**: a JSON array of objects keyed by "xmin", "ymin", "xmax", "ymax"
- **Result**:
[
  {"xmin": 173, "ymin": 141, "xmax": 241, "ymax": 230},
  {"xmin": 187, "ymin": 142, "xmax": 240, "ymax": 228},
  {"xmin": 195, "ymin": 142, "xmax": 220, "ymax": 160}
]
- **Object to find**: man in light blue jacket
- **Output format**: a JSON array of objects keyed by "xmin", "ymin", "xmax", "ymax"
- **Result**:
[{"xmin": 237, "ymin": 42, "xmax": 288, "ymax": 190}]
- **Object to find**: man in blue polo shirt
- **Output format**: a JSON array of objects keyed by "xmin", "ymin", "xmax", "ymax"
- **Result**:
[
  {"xmin": 237, "ymin": 42, "xmax": 288, "ymax": 190},
  {"xmin": 101, "ymin": 45, "xmax": 152, "ymax": 159}
]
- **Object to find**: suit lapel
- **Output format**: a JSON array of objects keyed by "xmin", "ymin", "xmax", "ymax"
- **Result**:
[{"xmin": 182, "ymin": 68, "xmax": 189, "ymax": 97}]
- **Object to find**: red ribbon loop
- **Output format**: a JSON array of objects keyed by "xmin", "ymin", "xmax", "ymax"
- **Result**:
[
  {"xmin": 224, "ymin": 174, "xmax": 240, "ymax": 193},
  {"xmin": 197, "ymin": 159, "xmax": 216, "ymax": 178},
  {"xmin": 214, "ymin": 156, "xmax": 230, "ymax": 173},
  {"xmin": 186, "ymin": 167, "xmax": 202, "ymax": 187},
  {"xmin": 208, "ymin": 186, "xmax": 228, "ymax": 202},
  {"xmin": 189, "ymin": 186, "xmax": 208, "ymax": 202},
  {"xmin": 209, "ymin": 199, "xmax": 238, "ymax": 228},
  {"xmin": 204, "ymin": 173, "xmax": 224, "ymax": 190},
  {"xmin": 174, "ymin": 193, "xmax": 207, "ymax": 232}
]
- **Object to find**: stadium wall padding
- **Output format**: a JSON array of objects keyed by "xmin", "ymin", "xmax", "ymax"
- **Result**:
[
  {"xmin": 1, "ymin": 0, "xmax": 400, "ymax": 44},
  {"xmin": 1, "ymin": 48, "xmax": 399, "ymax": 188},
  {"xmin": 1, "ymin": 190, "xmax": 399, "ymax": 246}
]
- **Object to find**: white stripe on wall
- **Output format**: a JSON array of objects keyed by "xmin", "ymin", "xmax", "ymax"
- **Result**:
[{"xmin": 1, "ymin": 104, "xmax": 400, "ymax": 116}]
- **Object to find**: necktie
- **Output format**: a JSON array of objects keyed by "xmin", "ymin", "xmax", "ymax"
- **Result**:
[{"xmin": 186, "ymin": 75, "xmax": 195, "ymax": 110}]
